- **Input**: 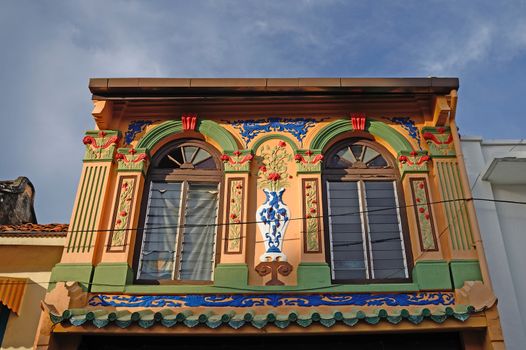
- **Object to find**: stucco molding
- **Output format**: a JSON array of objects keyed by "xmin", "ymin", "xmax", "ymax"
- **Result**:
[
  {"xmin": 136, "ymin": 120, "xmax": 238, "ymax": 153},
  {"xmin": 310, "ymin": 119, "xmax": 413, "ymax": 154}
]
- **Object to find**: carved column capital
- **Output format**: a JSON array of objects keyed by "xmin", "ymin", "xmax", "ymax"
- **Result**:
[
  {"xmin": 115, "ymin": 148, "xmax": 150, "ymax": 174},
  {"xmin": 295, "ymin": 149, "xmax": 324, "ymax": 173},
  {"xmin": 422, "ymin": 126, "xmax": 456, "ymax": 157},
  {"xmin": 221, "ymin": 149, "xmax": 254, "ymax": 173},
  {"xmin": 82, "ymin": 130, "xmax": 120, "ymax": 161},
  {"xmin": 398, "ymin": 150, "xmax": 431, "ymax": 177}
]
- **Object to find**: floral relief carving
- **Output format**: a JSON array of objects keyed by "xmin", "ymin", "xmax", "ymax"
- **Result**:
[
  {"xmin": 256, "ymin": 141, "xmax": 292, "ymax": 262},
  {"xmin": 303, "ymin": 179, "xmax": 321, "ymax": 253},
  {"xmin": 398, "ymin": 150, "xmax": 431, "ymax": 174},
  {"xmin": 109, "ymin": 177, "xmax": 135, "ymax": 250},
  {"xmin": 226, "ymin": 179, "xmax": 244, "ymax": 253},
  {"xmin": 221, "ymin": 150, "xmax": 254, "ymax": 172},
  {"xmin": 82, "ymin": 130, "xmax": 119, "ymax": 161},
  {"xmin": 410, "ymin": 178, "xmax": 437, "ymax": 251},
  {"xmin": 294, "ymin": 150, "xmax": 324, "ymax": 173},
  {"xmin": 422, "ymin": 127, "xmax": 455, "ymax": 157},
  {"xmin": 115, "ymin": 148, "xmax": 149, "ymax": 172}
]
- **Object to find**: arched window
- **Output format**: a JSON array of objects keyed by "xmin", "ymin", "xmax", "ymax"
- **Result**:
[
  {"xmin": 136, "ymin": 140, "xmax": 222, "ymax": 283},
  {"xmin": 323, "ymin": 139, "xmax": 411, "ymax": 282}
]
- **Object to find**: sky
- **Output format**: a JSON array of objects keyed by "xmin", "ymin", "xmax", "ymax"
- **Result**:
[{"xmin": 1, "ymin": 0, "xmax": 526, "ymax": 223}]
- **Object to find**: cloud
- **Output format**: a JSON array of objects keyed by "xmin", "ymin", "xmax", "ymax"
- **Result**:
[{"xmin": 1, "ymin": 0, "xmax": 526, "ymax": 222}]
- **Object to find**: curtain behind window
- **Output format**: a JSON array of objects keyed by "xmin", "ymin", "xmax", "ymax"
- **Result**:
[
  {"xmin": 178, "ymin": 183, "xmax": 218, "ymax": 281},
  {"xmin": 138, "ymin": 181, "xmax": 219, "ymax": 281},
  {"xmin": 138, "ymin": 182, "xmax": 181, "ymax": 280}
]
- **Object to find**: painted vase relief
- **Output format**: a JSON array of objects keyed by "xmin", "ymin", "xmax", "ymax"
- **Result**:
[{"xmin": 256, "ymin": 141, "xmax": 292, "ymax": 262}]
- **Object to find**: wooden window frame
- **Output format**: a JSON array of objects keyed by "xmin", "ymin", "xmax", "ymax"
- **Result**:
[
  {"xmin": 322, "ymin": 139, "xmax": 414, "ymax": 284},
  {"xmin": 133, "ymin": 140, "xmax": 224, "ymax": 285}
]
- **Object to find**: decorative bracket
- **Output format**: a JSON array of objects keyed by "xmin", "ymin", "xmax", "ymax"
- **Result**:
[
  {"xmin": 91, "ymin": 100, "xmax": 113, "ymax": 130},
  {"xmin": 351, "ymin": 113, "xmax": 366, "ymax": 131},
  {"xmin": 82, "ymin": 130, "xmax": 120, "ymax": 161},
  {"xmin": 255, "ymin": 261, "xmax": 293, "ymax": 286},
  {"xmin": 221, "ymin": 150, "xmax": 254, "ymax": 173},
  {"xmin": 182, "ymin": 113, "xmax": 198, "ymax": 131},
  {"xmin": 432, "ymin": 96, "xmax": 451, "ymax": 126}
]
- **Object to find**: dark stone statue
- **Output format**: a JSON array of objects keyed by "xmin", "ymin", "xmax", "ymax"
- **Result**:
[{"xmin": 0, "ymin": 177, "xmax": 37, "ymax": 225}]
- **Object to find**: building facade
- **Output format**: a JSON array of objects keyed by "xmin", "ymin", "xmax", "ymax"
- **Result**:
[
  {"xmin": 35, "ymin": 78, "xmax": 503, "ymax": 349},
  {"xmin": 461, "ymin": 137, "xmax": 526, "ymax": 350},
  {"xmin": 0, "ymin": 224, "xmax": 65, "ymax": 350}
]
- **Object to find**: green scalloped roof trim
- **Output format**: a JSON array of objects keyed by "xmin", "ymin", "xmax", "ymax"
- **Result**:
[{"xmin": 50, "ymin": 305, "xmax": 477, "ymax": 330}]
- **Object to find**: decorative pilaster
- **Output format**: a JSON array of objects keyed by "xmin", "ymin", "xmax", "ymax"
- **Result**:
[
  {"xmin": 221, "ymin": 150, "xmax": 254, "ymax": 173},
  {"xmin": 65, "ymin": 130, "xmax": 119, "ymax": 255},
  {"xmin": 82, "ymin": 130, "xmax": 119, "ymax": 161},
  {"xmin": 107, "ymin": 176, "xmax": 136, "ymax": 252},
  {"xmin": 422, "ymin": 127, "xmax": 456, "ymax": 157},
  {"xmin": 410, "ymin": 178, "xmax": 438, "ymax": 251},
  {"xmin": 302, "ymin": 179, "xmax": 321, "ymax": 253},
  {"xmin": 104, "ymin": 148, "xmax": 149, "ymax": 252},
  {"xmin": 225, "ymin": 178, "xmax": 245, "ymax": 254},
  {"xmin": 435, "ymin": 160, "xmax": 476, "ymax": 256},
  {"xmin": 294, "ymin": 150, "xmax": 323, "ymax": 173}
]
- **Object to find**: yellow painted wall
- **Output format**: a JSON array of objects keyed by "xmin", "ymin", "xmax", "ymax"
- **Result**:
[{"xmin": 0, "ymin": 242, "xmax": 63, "ymax": 350}]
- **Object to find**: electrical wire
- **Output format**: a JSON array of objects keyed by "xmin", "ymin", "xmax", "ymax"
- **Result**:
[{"xmin": 0, "ymin": 197, "xmax": 524, "ymax": 291}]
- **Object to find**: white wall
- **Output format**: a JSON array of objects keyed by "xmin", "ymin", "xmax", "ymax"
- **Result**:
[{"xmin": 461, "ymin": 137, "xmax": 526, "ymax": 350}]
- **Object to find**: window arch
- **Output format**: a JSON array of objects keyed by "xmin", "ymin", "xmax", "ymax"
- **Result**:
[
  {"xmin": 323, "ymin": 139, "xmax": 412, "ymax": 283},
  {"xmin": 135, "ymin": 140, "xmax": 222, "ymax": 283}
]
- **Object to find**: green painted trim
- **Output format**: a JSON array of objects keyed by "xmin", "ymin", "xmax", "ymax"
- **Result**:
[
  {"xmin": 310, "ymin": 120, "xmax": 352, "ymax": 150},
  {"xmin": 297, "ymin": 262, "xmax": 331, "ymax": 288},
  {"xmin": 136, "ymin": 120, "xmax": 238, "ymax": 153},
  {"xmin": 136, "ymin": 120, "xmax": 182, "ymax": 150},
  {"xmin": 223, "ymin": 150, "xmax": 253, "ymax": 173},
  {"xmin": 116, "ymin": 148, "xmax": 150, "ymax": 174},
  {"xmin": 92, "ymin": 263, "xmax": 134, "ymax": 293},
  {"xmin": 82, "ymin": 130, "xmax": 119, "ymax": 161},
  {"xmin": 84, "ymin": 261, "xmax": 457, "ymax": 293},
  {"xmin": 450, "ymin": 260, "xmax": 482, "ymax": 289},
  {"xmin": 213, "ymin": 263, "xmax": 249, "ymax": 288},
  {"xmin": 251, "ymin": 134, "xmax": 299, "ymax": 152},
  {"xmin": 68, "ymin": 166, "xmax": 90, "ymax": 252},
  {"xmin": 368, "ymin": 120, "xmax": 413, "ymax": 154},
  {"xmin": 412, "ymin": 261, "xmax": 452, "ymax": 290},
  {"xmin": 88, "ymin": 166, "xmax": 107, "ymax": 252},
  {"xmin": 51, "ymin": 304, "xmax": 476, "ymax": 329},
  {"xmin": 421, "ymin": 127, "xmax": 456, "ymax": 158},
  {"xmin": 398, "ymin": 150, "xmax": 430, "ymax": 178},
  {"xmin": 121, "ymin": 282, "xmax": 421, "ymax": 294},
  {"xmin": 310, "ymin": 119, "xmax": 413, "ymax": 154},
  {"xmin": 49, "ymin": 263, "xmax": 94, "ymax": 291},
  {"xmin": 295, "ymin": 149, "xmax": 323, "ymax": 174},
  {"xmin": 198, "ymin": 120, "xmax": 238, "ymax": 152}
]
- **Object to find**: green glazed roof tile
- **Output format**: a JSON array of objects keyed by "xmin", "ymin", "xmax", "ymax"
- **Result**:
[{"xmin": 49, "ymin": 304, "xmax": 478, "ymax": 330}]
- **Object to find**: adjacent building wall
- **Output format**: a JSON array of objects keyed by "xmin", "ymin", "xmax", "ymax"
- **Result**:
[
  {"xmin": 461, "ymin": 136, "xmax": 526, "ymax": 350},
  {"xmin": 0, "ymin": 238, "xmax": 64, "ymax": 350}
]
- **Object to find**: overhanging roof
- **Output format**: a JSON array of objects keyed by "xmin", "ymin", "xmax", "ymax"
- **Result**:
[{"xmin": 89, "ymin": 77, "xmax": 459, "ymax": 99}]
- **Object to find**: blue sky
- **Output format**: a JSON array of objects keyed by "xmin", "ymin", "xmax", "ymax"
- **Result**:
[{"xmin": 1, "ymin": 0, "xmax": 525, "ymax": 223}]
